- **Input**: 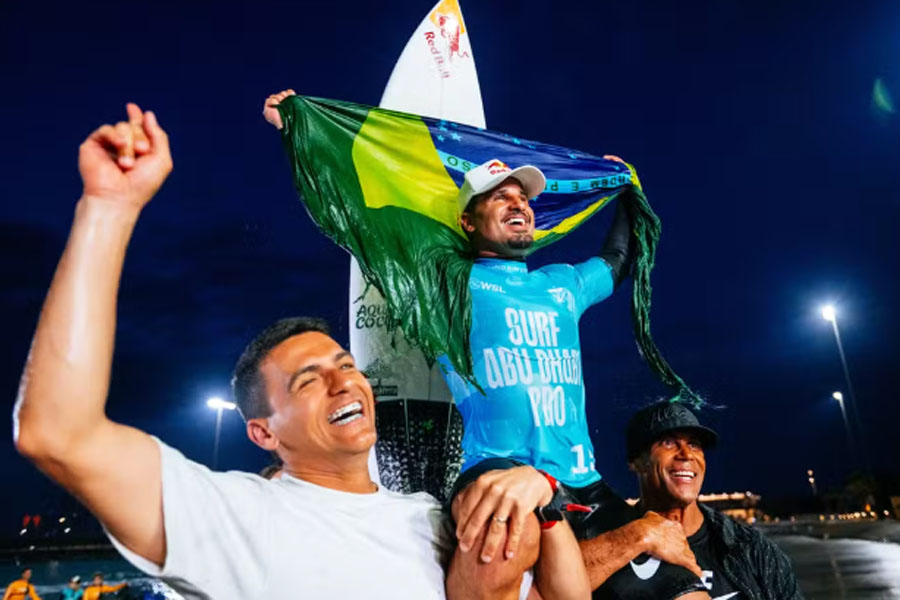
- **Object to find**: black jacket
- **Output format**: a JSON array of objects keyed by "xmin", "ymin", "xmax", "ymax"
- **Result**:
[{"xmin": 699, "ymin": 503, "xmax": 804, "ymax": 599}]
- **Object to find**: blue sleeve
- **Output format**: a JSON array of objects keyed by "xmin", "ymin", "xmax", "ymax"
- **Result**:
[
  {"xmin": 539, "ymin": 258, "xmax": 614, "ymax": 317},
  {"xmin": 573, "ymin": 257, "xmax": 615, "ymax": 314}
]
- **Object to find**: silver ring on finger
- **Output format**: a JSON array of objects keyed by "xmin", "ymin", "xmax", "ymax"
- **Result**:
[{"xmin": 492, "ymin": 515, "xmax": 508, "ymax": 523}]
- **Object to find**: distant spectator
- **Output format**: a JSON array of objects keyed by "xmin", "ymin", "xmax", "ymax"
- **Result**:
[
  {"xmin": 82, "ymin": 574, "xmax": 125, "ymax": 600},
  {"xmin": 61, "ymin": 576, "xmax": 82, "ymax": 600},
  {"xmin": 1, "ymin": 568, "xmax": 41, "ymax": 600}
]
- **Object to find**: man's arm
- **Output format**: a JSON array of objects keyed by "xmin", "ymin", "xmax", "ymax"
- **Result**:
[
  {"xmin": 598, "ymin": 200, "xmax": 635, "ymax": 288},
  {"xmin": 448, "ymin": 466, "xmax": 590, "ymax": 600},
  {"xmin": 533, "ymin": 519, "xmax": 590, "ymax": 600},
  {"xmin": 13, "ymin": 104, "xmax": 173, "ymax": 566},
  {"xmin": 579, "ymin": 511, "xmax": 702, "ymax": 589},
  {"xmin": 595, "ymin": 155, "xmax": 636, "ymax": 289},
  {"xmin": 27, "ymin": 584, "xmax": 42, "ymax": 600}
]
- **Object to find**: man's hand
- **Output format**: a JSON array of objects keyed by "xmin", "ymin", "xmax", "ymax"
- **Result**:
[
  {"xmin": 634, "ymin": 511, "xmax": 702, "ymax": 578},
  {"xmin": 603, "ymin": 154, "xmax": 626, "ymax": 165},
  {"xmin": 79, "ymin": 103, "xmax": 172, "ymax": 212},
  {"xmin": 452, "ymin": 466, "xmax": 553, "ymax": 563},
  {"xmin": 263, "ymin": 89, "xmax": 296, "ymax": 130}
]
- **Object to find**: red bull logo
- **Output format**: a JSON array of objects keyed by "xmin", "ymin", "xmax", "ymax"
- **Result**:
[
  {"xmin": 435, "ymin": 12, "xmax": 469, "ymax": 60},
  {"xmin": 487, "ymin": 160, "xmax": 510, "ymax": 175},
  {"xmin": 423, "ymin": 31, "xmax": 451, "ymax": 79},
  {"xmin": 423, "ymin": 0, "xmax": 470, "ymax": 78},
  {"xmin": 428, "ymin": 0, "xmax": 467, "ymax": 35}
]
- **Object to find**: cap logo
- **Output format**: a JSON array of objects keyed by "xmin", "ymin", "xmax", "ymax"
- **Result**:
[
  {"xmin": 650, "ymin": 404, "xmax": 682, "ymax": 427},
  {"xmin": 486, "ymin": 160, "xmax": 510, "ymax": 175}
]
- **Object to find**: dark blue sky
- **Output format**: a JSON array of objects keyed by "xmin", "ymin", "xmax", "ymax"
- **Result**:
[{"xmin": 2, "ymin": 0, "xmax": 898, "ymax": 520}]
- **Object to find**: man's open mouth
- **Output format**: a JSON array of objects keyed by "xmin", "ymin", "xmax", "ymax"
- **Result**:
[
  {"xmin": 669, "ymin": 470, "xmax": 696, "ymax": 482},
  {"xmin": 503, "ymin": 215, "xmax": 529, "ymax": 227},
  {"xmin": 328, "ymin": 401, "xmax": 364, "ymax": 425}
]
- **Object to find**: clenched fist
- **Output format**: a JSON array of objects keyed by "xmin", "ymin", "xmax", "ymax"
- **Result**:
[
  {"xmin": 79, "ymin": 103, "xmax": 172, "ymax": 211},
  {"xmin": 263, "ymin": 89, "xmax": 296, "ymax": 130}
]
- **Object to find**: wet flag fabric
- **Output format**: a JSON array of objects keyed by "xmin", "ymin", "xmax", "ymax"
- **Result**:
[{"xmin": 278, "ymin": 94, "xmax": 699, "ymax": 404}]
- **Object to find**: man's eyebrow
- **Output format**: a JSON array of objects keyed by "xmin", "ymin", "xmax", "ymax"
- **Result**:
[
  {"xmin": 287, "ymin": 351, "xmax": 353, "ymax": 390},
  {"xmin": 288, "ymin": 365, "xmax": 319, "ymax": 390}
]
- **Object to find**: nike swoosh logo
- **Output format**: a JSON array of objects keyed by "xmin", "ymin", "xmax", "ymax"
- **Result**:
[
  {"xmin": 712, "ymin": 593, "xmax": 740, "ymax": 599},
  {"xmin": 629, "ymin": 557, "xmax": 661, "ymax": 580}
]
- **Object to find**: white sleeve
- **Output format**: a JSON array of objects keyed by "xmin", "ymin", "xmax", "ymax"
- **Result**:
[{"xmin": 106, "ymin": 438, "xmax": 269, "ymax": 599}]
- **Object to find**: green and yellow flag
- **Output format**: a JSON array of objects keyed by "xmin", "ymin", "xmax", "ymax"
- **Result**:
[{"xmin": 279, "ymin": 94, "xmax": 699, "ymax": 403}]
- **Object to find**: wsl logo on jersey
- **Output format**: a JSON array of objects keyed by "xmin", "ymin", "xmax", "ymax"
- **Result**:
[{"xmin": 470, "ymin": 278, "xmax": 506, "ymax": 294}]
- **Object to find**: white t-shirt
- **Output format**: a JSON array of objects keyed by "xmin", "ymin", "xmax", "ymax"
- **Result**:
[{"xmin": 109, "ymin": 439, "xmax": 453, "ymax": 599}]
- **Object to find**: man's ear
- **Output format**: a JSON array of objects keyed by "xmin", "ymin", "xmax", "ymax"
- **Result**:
[
  {"xmin": 459, "ymin": 211, "xmax": 476, "ymax": 234},
  {"xmin": 247, "ymin": 418, "xmax": 279, "ymax": 452}
]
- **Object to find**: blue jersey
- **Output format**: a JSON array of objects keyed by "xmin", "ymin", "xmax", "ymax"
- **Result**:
[{"xmin": 439, "ymin": 257, "xmax": 615, "ymax": 487}]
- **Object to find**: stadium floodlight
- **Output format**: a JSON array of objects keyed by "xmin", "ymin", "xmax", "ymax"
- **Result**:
[
  {"xmin": 207, "ymin": 396, "xmax": 236, "ymax": 469},
  {"xmin": 206, "ymin": 397, "xmax": 236, "ymax": 411}
]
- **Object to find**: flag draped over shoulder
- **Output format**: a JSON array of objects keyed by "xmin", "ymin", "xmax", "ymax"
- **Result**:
[{"xmin": 278, "ymin": 94, "xmax": 699, "ymax": 403}]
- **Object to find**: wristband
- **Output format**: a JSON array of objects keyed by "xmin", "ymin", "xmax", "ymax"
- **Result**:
[
  {"xmin": 537, "ymin": 469, "xmax": 559, "ymax": 493},
  {"xmin": 536, "ymin": 470, "xmax": 559, "ymax": 529},
  {"xmin": 533, "ymin": 471, "xmax": 592, "ymax": 529}
]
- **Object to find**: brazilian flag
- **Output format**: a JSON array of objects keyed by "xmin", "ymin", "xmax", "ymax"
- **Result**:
[{"xmin": 278, "ymin": 95, "xmax": 698, "ymax": 403}]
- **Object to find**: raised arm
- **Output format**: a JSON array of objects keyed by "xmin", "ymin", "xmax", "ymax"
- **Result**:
[
  {"xmin": 598, "ymin": 199, "xmax": 635, "ymax": 288},
  {"xmin": 13, "ymin": 103, "xmax": 173, "ymax": 566}
]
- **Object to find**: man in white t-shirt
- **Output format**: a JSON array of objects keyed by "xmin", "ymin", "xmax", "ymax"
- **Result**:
[{"xmin": 13, "ymin": 103, "xmax": 555, "ymax": 599}]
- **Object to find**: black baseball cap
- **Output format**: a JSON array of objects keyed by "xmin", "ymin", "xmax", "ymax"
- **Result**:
[{"xmin": 626, "ymin": 400, "xmax": 718, "ymax": 460}]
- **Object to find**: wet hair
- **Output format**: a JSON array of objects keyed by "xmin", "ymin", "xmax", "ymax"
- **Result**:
[{"xmin": 232, "ymin": 317, "xmax": 331, "ymax": 420}]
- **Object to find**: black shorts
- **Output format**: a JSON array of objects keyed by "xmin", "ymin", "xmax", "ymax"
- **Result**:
[{"xmin": 449, "ymin": 459, "xmax": 707, "ymax": 600}]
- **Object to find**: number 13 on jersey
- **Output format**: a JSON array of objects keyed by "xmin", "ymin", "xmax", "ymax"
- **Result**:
[{"xmin": 571, "ymin": 444, "xmax": 594, "ymax": 475}]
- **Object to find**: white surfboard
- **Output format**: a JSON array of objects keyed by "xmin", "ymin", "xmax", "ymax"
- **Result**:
[{"xmin": 356, "ymin": 0, "xmax": 486, "ymax": 486}]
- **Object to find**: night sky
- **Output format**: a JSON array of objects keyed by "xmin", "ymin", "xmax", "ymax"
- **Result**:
[{"xmin": 2, "ymin": 0, "xmax": 898, "ymax": 522}]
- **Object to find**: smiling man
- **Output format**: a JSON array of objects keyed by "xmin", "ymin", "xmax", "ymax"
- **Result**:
[
  {"xmin": 13, "ymin": 104, "xmax": 453, "ymax": 599},
  {"xmin": 443, "ymin": 161, "xmax": 715, "ymax": 600},
  {"xmin": 590, "ymin": 401, "xmax": 804, "ymax": 600}
]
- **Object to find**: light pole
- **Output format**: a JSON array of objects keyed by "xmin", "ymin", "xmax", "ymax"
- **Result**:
[
  {"xmin": 207, "ymin": 397, "xmax": 237, "ymax": 469},
  {"xmin": 820, "ymin": 305, "xmax": 863, "ymax": 440},
  {"xmin": 821, "ymin": 305, "xmax": 878, "ymax": 511},
  {"xmin": 807, "ymin": 469, "xmax": 817, "ymax": 496},
  {"xmin": 832, "ymin": 391, "xmax": 855, "ymax": 456}
]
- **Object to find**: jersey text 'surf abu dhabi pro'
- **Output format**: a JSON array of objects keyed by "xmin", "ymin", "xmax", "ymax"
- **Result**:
[{"xmin": 440, "ymin": 257, "xmax": 614, "ymax": 487}]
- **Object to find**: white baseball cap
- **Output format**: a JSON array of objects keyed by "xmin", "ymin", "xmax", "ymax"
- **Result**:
[{"xmin": 457, "ymin": 159, "xmax": 546, "ymax": 213}]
